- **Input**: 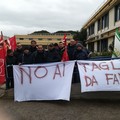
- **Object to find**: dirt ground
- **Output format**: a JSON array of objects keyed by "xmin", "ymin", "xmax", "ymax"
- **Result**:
[{"xmin": 1, "ymin": 84, "xmax": 120, "ymax": 120}]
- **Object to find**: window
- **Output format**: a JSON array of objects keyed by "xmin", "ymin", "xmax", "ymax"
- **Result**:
[
  {"xmin": 115, "ymin": 4, "xmax": 120, "ymax": 22},
  {"xmin": 97, "ymin": 41, "xmax": 101, "ymax": 52},
  {"xmin": 88, "ymin": 23, "xmax": 95, "ymax": 36},
  {"xmin": 38, "ymin": 38, "xmax": 43, "ymax": 40},
  {"xmin": 19, "ymin": 38, "xmax": 24, "ymax": 40},
  {"xmin": 102, "ymin": 13, "xmax": 109, "ymax": 29},
  {"xmin": 48, "ymin": 38, "xmax": 52, "ymax": 40},
  {"xmin": 29, "ymin": 38, "xmax": 33, "ymax": 40},
  {"xmin": 88, "ymin": 42, "xmax": 94, "ymax": 52},
  {"xmin": 98, "ymin": 19, "xmax": 101, "ymax": 31},
  {"xmin": 101, "ymin": 39, "xmax": 108, "ymax": 52},
  {"xmin": 102, "ymin": 16, "xmax": 105, "ymax": 29}
]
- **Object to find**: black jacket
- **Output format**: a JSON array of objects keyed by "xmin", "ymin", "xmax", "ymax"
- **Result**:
[
  {"xmin": 31, "ymin": 51, "xmax": 46, "ymax": 64},
  {"xmin": 18, "ymin": 52, "xmax": 32, "ymax": 64},
  {"xmin": 29, "ymin": 46, "xmax": 37, "ymax": 53},
  {"xmin": 13, "ymin": 48, "xmax": 23, "ymax": 63},
  {"xmin": 67, "ymin": 45, "xmax": 76, "ymax": 60},
  {"xmin": 73, "ymin": 49, "xmax": 88, "ymax": 60},
  {"xmin": 6, "ymin": 55, "xmax": 17, "ymax": 77},
  {"xmin": 45, "ymin": 49, "xmax": 61, "ymax": 62}
]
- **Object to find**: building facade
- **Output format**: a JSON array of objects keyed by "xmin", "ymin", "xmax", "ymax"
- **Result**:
[
  {"xmin": 82, "ymin": 0, "xmax": 120, "ymax": 53},
  {"xmin": 15, "ymin": 33, "xmax": 73, "ymax": 47}
]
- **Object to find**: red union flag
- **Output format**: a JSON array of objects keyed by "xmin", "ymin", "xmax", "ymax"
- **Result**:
[
  {"xmin": 61, "ymin": 49, "xmax": 69, "ymax": 61},
  {"xmin": 4, "ymin": 36, "xmax": 17, "ymax": 51},
  {"xmin": 0, "ymin": 40, "xmax": 6, "ymax": 84},
  {"xmin": 62, "ymin": 34, "xmax": 67, "ymax": 46},
  {"xmin": 7, "ymin": 36, "xmax": 17, "ymax": 51},
  {"xmin": 61, "ymin": 34, "xmax": 69, "ymax": 61}
]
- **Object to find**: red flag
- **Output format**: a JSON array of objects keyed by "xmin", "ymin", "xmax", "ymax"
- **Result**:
[
  {"xmin": 61, "ymin": 34, "xmax": 69, "ymax": 61},
  {"xmin": 0, "ymin": 33, "xmax": 6, "ymax": 85},
  {"xmin": 8, "ymin": 36, "xmax": 17, "ymax": 51},
  {"xmin": 0, "ymin": 47, "xmax": 6, "ymax": 84},
  {"xmin": 61, "ymin": 49, "xmax": 69, "ymax": 61},
  {"xmin": 0, "ymin": 31, "xmax": 7, "ymax": 57},
  {"xmin": 62, "ymin": 34, "xmax": 67, "ymax": 46}
]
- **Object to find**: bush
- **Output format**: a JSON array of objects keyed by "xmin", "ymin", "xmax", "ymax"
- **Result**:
[{"xmin": 91, "ymin": 51, "xmax": 112, "ymax": 57}]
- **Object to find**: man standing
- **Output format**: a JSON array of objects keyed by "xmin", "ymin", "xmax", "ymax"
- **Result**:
[
  {"xmin": 45, "ymin": 43, "xmax": 61, "ymax": 62},
  {"xmin": 67, "ymin": 40, "xmax": 76, "ymax": 60},
  {"xmin": 31, "ymin": 44, "xmax": 46, "ymax": 64},
  {"xmin": 14, "ymin": 42, "xmax": 23, "ymax": 63},
  {"xmin": 18, "ymin": 47, "xmax": 32, "ymax": 65},
  {"xmin": 6, "ymin": 49, "xmax": 17, "ymax": 89},
  {"xmin": 29, "ymin": 40, "xmax": 37, "ymax": 53},
  {"xmin": 73, "ymin": 43, "xmax": 88, "ymax": 60}
]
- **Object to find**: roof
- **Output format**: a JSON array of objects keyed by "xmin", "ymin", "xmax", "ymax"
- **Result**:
[{"xmin": 82, "ymin": 0, "xmax": 118, "ymax": 29}]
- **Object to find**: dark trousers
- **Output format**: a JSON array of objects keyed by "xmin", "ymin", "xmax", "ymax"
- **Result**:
[
  {"xmin": 6, "ymin": 77, "xmax": 14, "ymax": 89},
  {"xmin": 72, "ymin": 64, "xmax": 80, "ymax": 83}
]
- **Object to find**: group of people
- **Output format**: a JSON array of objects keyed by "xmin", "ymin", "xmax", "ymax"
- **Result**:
[{"xmin": 6, "ymin": 39, "xmax": 91, "ymax": 89}]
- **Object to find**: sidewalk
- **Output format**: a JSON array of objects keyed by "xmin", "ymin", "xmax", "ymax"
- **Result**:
[{"xmin": 1, "ymin": 83, "xmax": 120, "ymax": 100}]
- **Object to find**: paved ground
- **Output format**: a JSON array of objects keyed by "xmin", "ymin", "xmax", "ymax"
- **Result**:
[{"xmin": 1, "ymin": 84, "xmax": 120, "ymax": 120}]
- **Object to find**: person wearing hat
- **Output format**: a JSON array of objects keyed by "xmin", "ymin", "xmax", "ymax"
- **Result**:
[
  {"xmin": 73, "ymin": 43, "xmax": 88, "ymax": 60},
  {"xmin": 72, "ymin": 43, "xmax": 88, "ymax": 83}
]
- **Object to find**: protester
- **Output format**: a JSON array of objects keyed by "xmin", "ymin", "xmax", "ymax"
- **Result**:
[
  {"xmin": 18, "ymin": 47, "xmax": 32, "ymax": 65},
  {"xmin": 54, "ymin": 43, "xmax": 59, "ymax": 52},
  {"xmin": 73, "ymin": 43, "xmax": 88, "ymax": 83},
  {"xmin": 58, "ymin": 42, "xmax": 65, "ymax": 58},
  {"xmin": 76, "ymin": 43, "xmax": 92, "ymax": 59},
  {"xmin": 6, "ymin": 49, "xmax": 17, "ymax": 89},
  {"xmin": 31, "ymin": 44, "xmax": 46, "ymax": 64},
  {"xmin": 29, "ymin": 40, "xmax": 37, "ymax": 53},
  {"xmin": 67, "ymin": 40, "xmax": 76, "ymax": 60},
  {"xmin": 13, "ymin": 42, "xmax": 23, "ymax": 63},
  {"xmin": 73, "ymin": 43, "xmax": 88, "ymax": 60},
  {"xmin": 45, "ymin": 43, "xmax": 61, "ymax": 62}
]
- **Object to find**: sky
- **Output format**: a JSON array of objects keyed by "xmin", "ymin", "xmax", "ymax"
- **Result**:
[{"xmin": 0, "ymin": 0, "xmax": 107, "ymax": 37}]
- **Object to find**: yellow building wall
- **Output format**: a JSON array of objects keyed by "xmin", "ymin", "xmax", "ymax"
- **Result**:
[{"xmin": 15, "ymin": 34, "xmax": 73, "ymax": 46}]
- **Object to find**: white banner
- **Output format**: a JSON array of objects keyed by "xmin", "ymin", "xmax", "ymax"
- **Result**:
[
  {"xmin": 13, "ymin": 61, "xmax": 75, "ymax": 102},
  {"xmin": 77, "ymin": 59, "xmax": 120, "ymax": 92}
]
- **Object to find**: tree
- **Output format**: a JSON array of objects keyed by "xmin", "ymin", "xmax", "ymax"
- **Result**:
[
  {"xmin": 31, "ymin": 30, "xmax": 50, "ymax": 34},
  {"xmin": 73, "ymin": 29, "xmax": 87, "ymax": 45},
  {"xmin": 54, "ymin": 30, "xmax": 76, "ymax": 35}
]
